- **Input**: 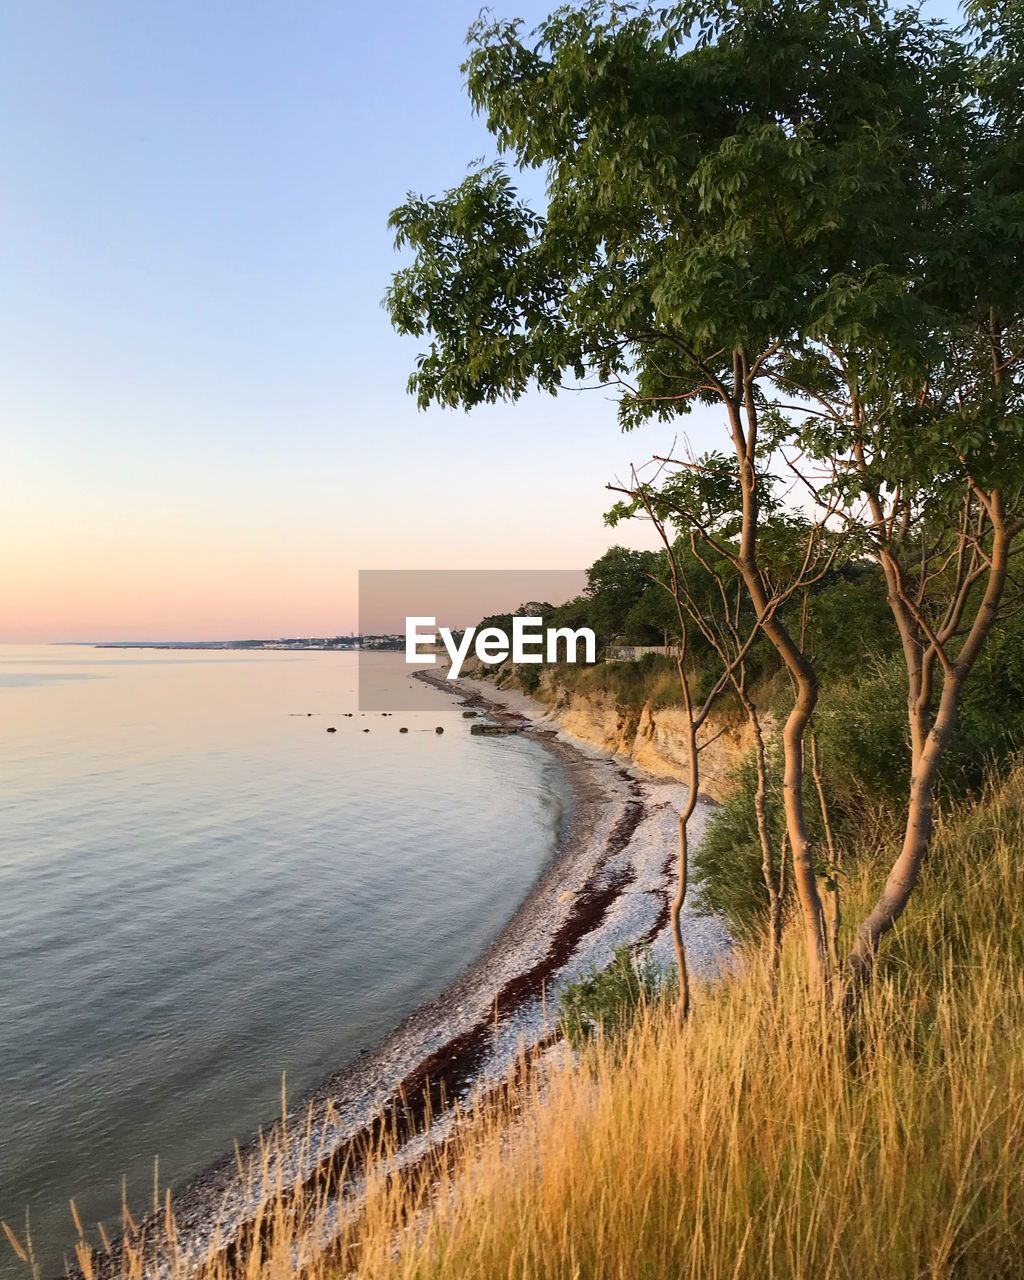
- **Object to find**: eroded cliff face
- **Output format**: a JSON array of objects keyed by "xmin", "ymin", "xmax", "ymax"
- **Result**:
[
  {"xmin": 448, "ymin": 653, "xmax": 755, "ymax": 801},
  {"xmin": 534, "ymin": 674, "xmax": 752, "ymax": 804}
]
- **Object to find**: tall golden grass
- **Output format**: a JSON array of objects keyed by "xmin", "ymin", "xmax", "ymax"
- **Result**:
[{"xmin": 11, "ymin": 769, "xmax": 1024, "ymax": 1280}]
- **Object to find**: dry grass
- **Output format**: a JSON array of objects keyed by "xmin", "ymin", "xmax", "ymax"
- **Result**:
[{"xmin": 11, "ymin": 771, "xmax": 1024, "ymax": 1280}]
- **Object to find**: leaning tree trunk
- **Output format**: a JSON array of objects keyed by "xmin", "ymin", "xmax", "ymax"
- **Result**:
[
  {"xmin": 847, "ymin": 680, "xmax": 957, "ymax": 983},
  {"xmin": 740, "ymin": 691, "xmax": 782, "ymax": 974},
  {"xmin": 730, "ymin": 375, "xmax": 830, "ymax": 997},
  {"xmin": 811, "ymin": 730, "xmax": 841, "ymax": 971},
  {"xmin": 778, "ymin": 668, "xmax": 830, "ymax": 996},
  {"xmin": 736, "ymin": 513, "xmax": 829, "ymax": 993},
  {"xmin": 670, "ymin": 653, "xmax": 699, "ymax": 1026},
  {"xmin": 670, "ymin": 810, "xmax": 692, "ymax": 1025},
  {"xmin": 849, "ymin": 501, "xmax": 1011, "ymax": 985}
]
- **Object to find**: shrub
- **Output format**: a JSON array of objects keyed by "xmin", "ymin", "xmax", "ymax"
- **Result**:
[
  {"xmin": 516, "ymin": 665, "xmax": 541, "ymax": 694},
  {"xmin": 691, "ymin": 750, "xmax": 794, "ymax": 941},
  {"xmin": 816, "ymin": 613, "xmax": 1024, "ymax": 821},
  {"xmin": 814, "ymin": 656, "xmax": 911, "ymax": 820},
  {"xmin": 557, "ymin": 945, "xmax": 667, "ymax": 1048}
]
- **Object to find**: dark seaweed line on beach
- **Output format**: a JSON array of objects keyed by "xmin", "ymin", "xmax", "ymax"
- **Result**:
[{"xmin": 70, "ymin": 677, "xmax": 647, "ymax": 1280}]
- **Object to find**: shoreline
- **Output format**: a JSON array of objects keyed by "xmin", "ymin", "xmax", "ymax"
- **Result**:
[{"xmin": 84, "ymin": 671, "xmax": 729, "ymax": 1277}]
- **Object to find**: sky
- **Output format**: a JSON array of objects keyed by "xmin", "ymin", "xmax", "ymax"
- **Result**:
[{"xmin": 0, "ymin": 1, "xmax": 962, "ymax": 641}]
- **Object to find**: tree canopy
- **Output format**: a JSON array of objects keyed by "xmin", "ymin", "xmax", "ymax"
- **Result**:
[{"xmin": 386, "ymin": 0, "xmax": 1024, "ymax": 994}]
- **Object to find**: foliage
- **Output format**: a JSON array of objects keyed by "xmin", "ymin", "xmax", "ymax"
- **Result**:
[
  {"xmin": 584, "ymin": 546, "xmax": 661, "ymax": 642},
  {"xmin": 387, "ymin": 1, "xmax": 964, "ymax": 427},
  {"xmin": 557, "ymin": 944, "xmax": 666, "ymax": 1048},
  {"xmin": 817, "ymin": 611, "xmax": 1024, "ymax": 814},
  {"xmin": 516, "ymin": 664, "xmax": 542, "ymax": 694},
  {"xmin": 806, "ymin": 567, "xmax": 897, "ymax": 680},
  {"xmin": 691, "ymin": 749, "xmax": 792, "ymax": 942}
]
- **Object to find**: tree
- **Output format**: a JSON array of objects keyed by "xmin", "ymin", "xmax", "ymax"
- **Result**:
[
  {"xmin": 386, "ymin": 0, "xmax": 1015, "ymax": 996},
  {"xmin": 608, "ymin": 475, "xmax": 791, "ymax": 980},
  {"xmin": 584, "ymin": 546, "xmax": 659, "ymax": 642},
  {"xmin": 621, "ymin": 569, "xmax": 680, "ymax": 647},
  {"xmin": 754, "ymin": 3, "xmax": 1024, "ymax": 984}
]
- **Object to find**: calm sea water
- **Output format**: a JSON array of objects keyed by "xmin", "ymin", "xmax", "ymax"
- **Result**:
[{"xmin": 0, "ymin": 647, "xmax": 570, "ymax": 1276}]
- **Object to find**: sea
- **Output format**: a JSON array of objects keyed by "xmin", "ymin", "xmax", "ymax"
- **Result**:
[{"xmin": 0, "ymin": 646, "xmax": 571, "ymax": 1277}]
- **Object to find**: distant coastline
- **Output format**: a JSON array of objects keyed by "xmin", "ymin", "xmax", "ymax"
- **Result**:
[{"xmin": 84, "ymin": 636, "xmax": 400, "ymax": 652}]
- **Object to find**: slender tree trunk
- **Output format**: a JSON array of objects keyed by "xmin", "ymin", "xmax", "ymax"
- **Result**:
[
  {"xmin": 776, "ymin": 668, "xmax": 830, "ymax": 996},
  {"xmin": 811, "ymin": 730, "xmax": 841, "ymax": 970},
  {"xmin": 736, "ymin": 535, "xmax": 828, "ymax": 994},
  {"xmin": 671, "ymin": 810, "xmax": 691, "ymax": 1025},
  {"xmin": 727, "ymin": 377, "xmax": 830, "ymax": 996},
  {"xmin": 778, "ymin": 830, "xmax": 788, "ymax": 904},
  {"xmin": 669, "ymin": 645, "xmax": 699, "ymax": 1025},
  {"xmin": 822, "ymin": 870, "xmax": 840, "ymax": 973},
  {"xmin": 847, "ymin": 685, "xmax": 956, "ymax": 982},
  {"xmin": 651, "ymin": 520, "xmax": 697, "ymax": 1028},
  {"xmin": 849, "ymin": 503, "xmax": 1011, "ymax": 983},
  {"xmin": 743, "ymin": 693, "xmax": 782, "ymax": 972}
]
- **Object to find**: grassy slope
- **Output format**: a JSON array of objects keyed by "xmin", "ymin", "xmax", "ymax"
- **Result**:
[{"xmin": 340, "ymin": 769, "xmax": 1024, "ymax": 1280}]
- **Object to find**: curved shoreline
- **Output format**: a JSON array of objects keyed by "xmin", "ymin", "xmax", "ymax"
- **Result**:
[{"xmin": 81, "ymin": 674, "xmax": 728, "ymax": 1277}]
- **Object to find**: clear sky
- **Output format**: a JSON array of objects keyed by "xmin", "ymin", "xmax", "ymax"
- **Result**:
[{"xmin": 0, "ymin": 2, "xmax": 962, "ymax": 641}]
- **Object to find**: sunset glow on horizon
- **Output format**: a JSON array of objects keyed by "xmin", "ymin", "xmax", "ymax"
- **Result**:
[
  {"xmin": 0, "ymin": 1, "xmax": 692, "ymax": 643},
  {"xmin": 2, "ymin": 391, "xmax": 681, "ymax": 641}
]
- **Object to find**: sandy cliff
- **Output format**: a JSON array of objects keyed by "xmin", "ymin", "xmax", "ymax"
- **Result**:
[
  {"xmin": 456, "ymin": 658, "xmax": 754, "ymax": 803},
  {"xmin": 540, "ymin": 679, "xmax": 752, "ymax": 803}
]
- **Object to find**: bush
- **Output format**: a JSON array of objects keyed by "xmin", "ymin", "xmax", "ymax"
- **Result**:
[
  {"xmin": 692, "ymin": 750, "xmax": 794, "ymax": 942},
  {"xmin": 816, "ymin": 612, "xmax": 1024, "ymax": 821},
  {"xmin": 516, "ymin": 665, "xmax": 542, "ymax": 694},
  {"xmin": 814, "ymin": 656, "xmax": 911, "ymax": 819},
  {"xmin": 557, "ymin": 945, "xmax": 667, "ymax": 1048}
]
